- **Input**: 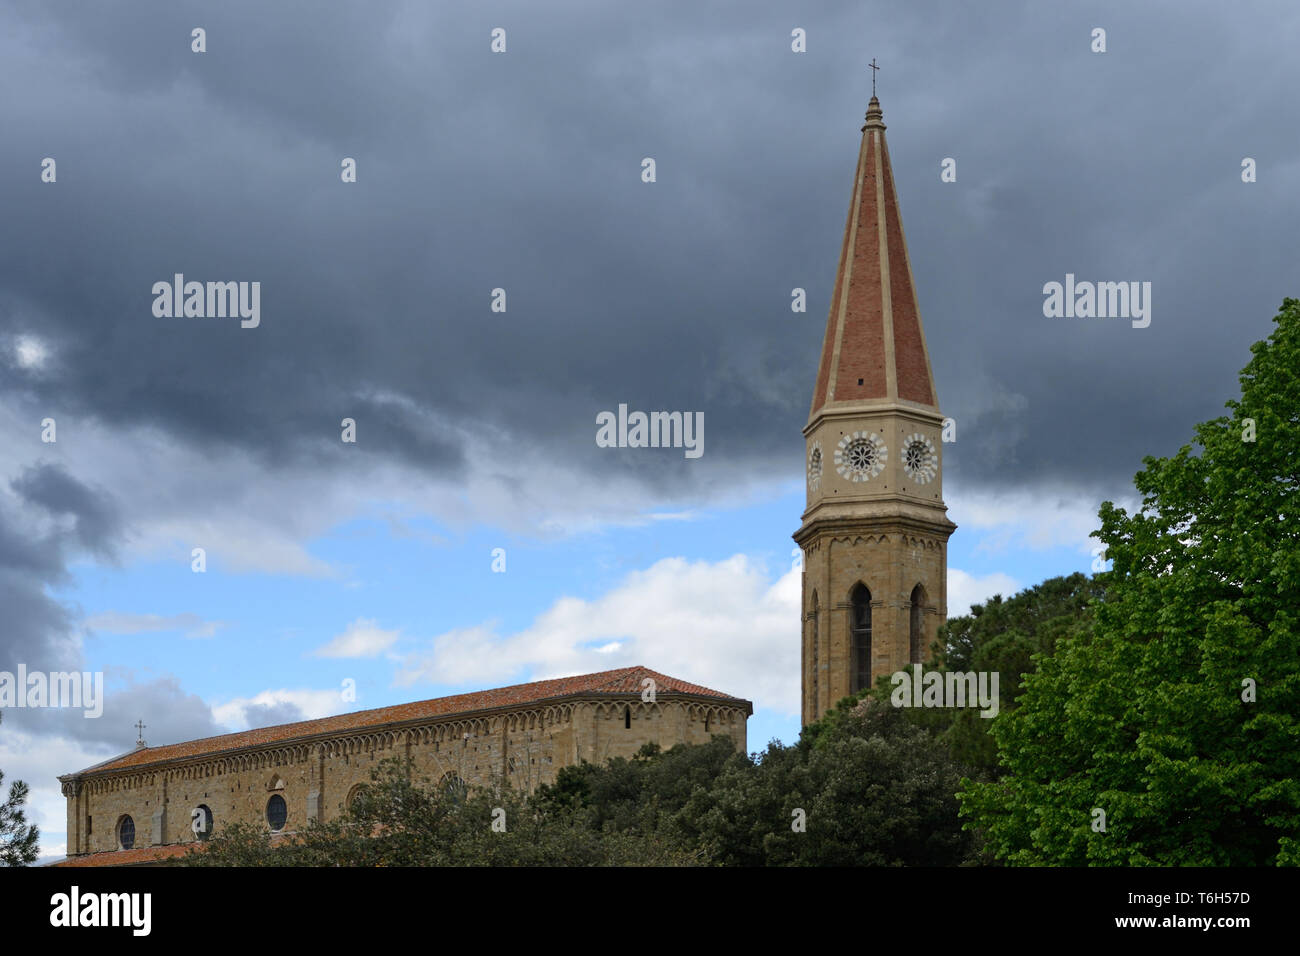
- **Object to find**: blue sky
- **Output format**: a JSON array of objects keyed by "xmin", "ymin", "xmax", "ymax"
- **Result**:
[{"xmin": 68, "ymin": 480, "xmax": 1105, "ymax": 766}]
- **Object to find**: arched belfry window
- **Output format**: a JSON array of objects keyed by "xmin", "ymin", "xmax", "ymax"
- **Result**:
[
  {"xmin": 810, "ymin": 590, "xmax": 820, "ymax": 684},
  {"xmin": 909, "ymin": 584, "xmax": 928, "ymax": 663},
  {"xmin": 850, "ymin": 584, "xmax": 872, "ymax": 694}
]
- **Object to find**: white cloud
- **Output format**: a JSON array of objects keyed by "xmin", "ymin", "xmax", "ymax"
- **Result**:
[
  {"xmin": 84, "ymin": 611, "xmax": 223, "ymax": 639},
  {"xmin": 396, "ymin": 554, "xmax": 802, "ymax": 717},
  {"xmin": 37, "ymin": 844, "xmax": 68, "ymax": 865},
  {"xmin": 13, "ymin": 334, "xmax": 49, "ymax": 370},
  {"xmin": 311, "ymin": 617, "xmax": 400, "ymax": 658},
  {"xmin": 0, "ymin": 727, "xmax": 122, "ymax": 864},
  {"xmin": 392, "ymin": 553, "xmax": 1031, "ymax": 721},
  {"xmin": 946, "ymin": 483, "xmax": 1135, "ymax": 555},
  {"xmin": 0, "ymin": 389, "xmax": 780, "ymax": 581},
  {"xmin": 947, "ymin": 568, "xmax": 1021, "ymax": 618},
  {"xmin": 210, "ymin": 688, "xmax": 349, "ymax": 730}
]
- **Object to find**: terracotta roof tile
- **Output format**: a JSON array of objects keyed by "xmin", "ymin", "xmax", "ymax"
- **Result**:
[
  {"xmin": 48, "ymin": 843, "xmax": 196, "ymax": 867},
  {"xmin": 810, "ymin": 96, "xmax": 939, "ymax": 417},
  {"xmin": 49, "ymin": 831, "xmax": 302, "ymax": 866},
  {"xmin": 68, "ymin": 666, "xmax": 747, "ymax": 777}
]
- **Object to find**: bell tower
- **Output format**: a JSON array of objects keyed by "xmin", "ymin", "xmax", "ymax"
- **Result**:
[{"xmin": 794, "ymin": 95, "xmax": 956, "ymax": 727}]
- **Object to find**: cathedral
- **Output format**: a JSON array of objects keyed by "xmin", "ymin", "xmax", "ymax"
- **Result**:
[
  {"xmin": 54, "ymin": 93, "xmax": 950, "ymax": 864},
  {"xmin": 56, "ymin": 666, "xmax": 750, "ymax": 864}
]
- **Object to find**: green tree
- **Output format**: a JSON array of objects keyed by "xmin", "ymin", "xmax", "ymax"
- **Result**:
[
  {"xmin": 185, "ymin": 755, "xmax": 699, "ymax": 866},
  {"xmin": 901, "ymin": 573, "xmax": 1101, "ymax": 775},
  {"xmin": 682, "ymin": 697, "xmax": 977, "ymax": 865},
  {"xmin": 802, "ymin": 574, "xmax": 1099, "ymax": 779},
  {"xmin": 960, "ymin": 298, "xmax": 1300, "ymax": 865},
  {"xmin": 536, "ymin": 736, "xmax": 737, "ymax": 841},
  {"xmin": 0, "ymin": 712, "xmax": 39, "ymax": 866}
]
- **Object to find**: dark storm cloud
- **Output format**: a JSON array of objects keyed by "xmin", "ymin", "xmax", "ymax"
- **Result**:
[
  {"xmin": 0, "ymin": 464, "xmax": 117, "ymax": 676},
  {"xmin": 2, "ymin": 0, "xmax": 1298, "ymax": 509},
  {"xmin": 0, "ymin": 572, "xmax": 77, "ymax": 670},
  {"xmin": 0, "ymin": 462, "xmax": 225, "ymax": 751},
  {"xmin": 11, "ymin": 462, "xmax": 121, "ymax": 557}
]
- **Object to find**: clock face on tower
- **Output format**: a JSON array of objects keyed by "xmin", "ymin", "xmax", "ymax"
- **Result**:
[
  {"xmin": 902, "ymin": 433, "xmax": 938, "ymax": 484},
  {"xmin": 835, "ymin": 431, "xmax": 888, "ymax": 482},
  {"xmin": 807, "ymin": 443, "xmax": 823, "ymax": 491}
]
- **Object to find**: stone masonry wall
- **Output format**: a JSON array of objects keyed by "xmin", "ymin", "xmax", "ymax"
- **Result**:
[{"xmin": 64, "ymin": 696, "xmax": 749, "ymax": 856}]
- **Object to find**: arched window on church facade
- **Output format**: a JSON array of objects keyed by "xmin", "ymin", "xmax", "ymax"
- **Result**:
[
  {"xmin": 909, "ymin": 583, "xmax": 928, "ymax": 664},
  {"xmin": 345, "ymin": 784, "xmax": 367, "ymax": 812},
  {"xmin": 850, "ymin": 584, "xmax": 872, "ymax": 694},
  {"xmin": 117, "ymin": 814, "xmax": 135, "ymax": 850},
  {"xmin": 441, "ymin": 773, "xmax": 468, "ymax": 805},
  {"xmin": 266, "ymin": 794, "xmax": 287, "ymax": 832}
]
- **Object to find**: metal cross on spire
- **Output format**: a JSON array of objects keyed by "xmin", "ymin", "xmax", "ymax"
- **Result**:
[
  {"xmin": 134, "ymin": 719, "xmax": 147, "ymax": 745},
  {"xmin": 868, "ymin": 58, "xmax": 880, "ymax": 97}
]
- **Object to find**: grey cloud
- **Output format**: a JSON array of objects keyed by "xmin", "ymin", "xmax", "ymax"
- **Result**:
[
  {"xmin": 0, "ymin": 0, "xmax": 1297, "ymax": 514},
  {"xmin": 0, "ymin": 462, "xmax": 222, "ymax": 754},
  {"xmin": 16, "ymin": 675, "xmax": 226, "ymax": 758},
  {"xmin": 84, "ymin": 611, "xmax": 223, "ymax": 639},
  {"xmin": 11, "ymin": 463, "xmax": 121, "ymax": 559},
  {"xmin": 0, "ymin": 464, "xmax": 121, "ymax": 680},
  {"xmin": 237, "ymin": 700, "xmax": 306, "ymax": 730}
]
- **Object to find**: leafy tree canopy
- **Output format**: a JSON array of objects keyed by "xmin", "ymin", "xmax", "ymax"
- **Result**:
[
  {"xmin": 961, "ymin": 298, "xmax": 1300, "ymax": 865},
  {"xmin": 680, "ymin": 698, "xmax": 978, "ymax": 866}
]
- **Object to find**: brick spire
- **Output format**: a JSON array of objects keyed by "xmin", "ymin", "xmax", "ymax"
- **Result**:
[{"xmin": 809, "ymin": 96, "xmax": 938, "ymax": 417}]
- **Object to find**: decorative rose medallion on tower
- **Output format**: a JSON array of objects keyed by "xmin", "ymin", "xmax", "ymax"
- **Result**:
[
  {"xmin": 807, "ymin": 443, "xmax": 823, "ymax": 491},
  {"xmin": 834, "ymin": 431, "xmax": 887, "ymax": 482},
  {"xmin": 902, "ymin": 433, "xmax": 938, "ymax": 484}
]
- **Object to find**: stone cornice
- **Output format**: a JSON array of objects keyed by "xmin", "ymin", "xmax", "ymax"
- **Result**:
[
  {"xmin": 794, "ymin": 506, "xmax": 957, "ymax": 546},
  {"xmin": 804, "ymin": 399, "xmax": 946, "ymax": 436},
  {"xmin": 61, "ymin": 691, "xmax": 752, "ymax": 785}
]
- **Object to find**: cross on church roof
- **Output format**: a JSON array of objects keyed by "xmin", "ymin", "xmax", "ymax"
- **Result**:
[
  {"xmin": 134, "ymin": 720, "xmax": 147, "ymax": 747},
  {"xmin": 868, "ymin": 58, "xmax": 879, "ymax": 97}
]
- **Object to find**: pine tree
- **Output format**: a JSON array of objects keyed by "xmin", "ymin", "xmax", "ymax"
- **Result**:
[{"xmin": 0, "ymin": 712, "xmax": 39, "ymax": 866}]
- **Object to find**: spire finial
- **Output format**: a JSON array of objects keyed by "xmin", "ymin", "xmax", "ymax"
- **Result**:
[
  {"xmin": 134, "ymin": 719, "xmax": 147, "ymax": 748},
  {"xmin": 868, "ymin": 58, "xmax": 879, "ymax": 97}
]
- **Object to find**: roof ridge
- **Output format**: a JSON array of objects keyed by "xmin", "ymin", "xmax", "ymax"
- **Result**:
[
  {"xmin": 58, "ymin": 746, "xmax": 141, "ymax": 781},
  {"xmin": 68, "ymin": 666, "xmax": 745, "ymax": 777}
]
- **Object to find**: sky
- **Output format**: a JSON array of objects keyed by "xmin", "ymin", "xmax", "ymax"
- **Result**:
[{"xmin": 2, "ymin": 0, "xmax": 1298, "ymax": 862}]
